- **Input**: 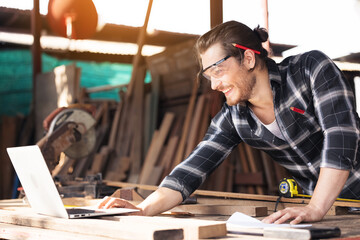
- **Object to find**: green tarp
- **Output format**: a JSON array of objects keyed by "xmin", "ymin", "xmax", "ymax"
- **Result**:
[{"xmin": 0, "ymin": 49, "xmax": 151, "ymax": 116}]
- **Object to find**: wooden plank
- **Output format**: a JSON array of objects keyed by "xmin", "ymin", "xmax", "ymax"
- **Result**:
[
  {"xmin": 108, "ymin": 99, "xmax": 123, "ymax": 150},
  {"xmin": 159, "ymin": 135, "xmax": 179, "ymax": 179},
  {"xmin": 203, "ymin": 155, "xmax": 230, "ymax": 192},
  {"xmin": 128, "ymin": 65, "xmax": 146, "ymax": 182},
  {"xmin": 243, "ymin": 144, "xmax": 264, "ymax": 194},
  {"xmin": 144, "ymin": 92, "xmax": 152, "ymax": 155},
  {"xmin": 144, "ymin": 75, "xmax": 160, "ymax": 155},
  {"xmin": 237, "ymin": 143, "xmax": 256, "ymax": 194},
  {"xmin": 101, "ymin": 96, "xmax": 123, "ymax": 180},
  {"xmin": 138, "ymin": 112, "xmax": 175, "ymax": 184},
  {"xmin": 0, "ymin": 208, "xmax": 184, "ymax": 240},
  {"xmin": 72, "ymin": 157, "xmax": 89, "ymax": 178},
  {"xmin": 145, "ymin": 166, "xmax": 164, "ymax": 186},
  {"xmin": 102, "ymin": 215, "xmax": 227, "ymax": 239},
  {"xmin": 273, "ymin": 160, "xmax": 290, "ymax": 183},
  {"xmin": 114, "ymin": 99, "xmax": 132, "ymax": 159},
  {"xmin": 184, "ymin": 94, "xmax": 206, "ymax": 157},
  {"xmin": 172, "ymin": 81, "xmax": 198, "ymax": 167},
  {"xmin": 88, "ymin": 146, "xmax": 110, "ymax": 175},
  {"xmin": 0, "ymin": 223, "xmax": 115, "ymax": 240},
  {"xmin": 104, "ymin": 181, "xmax": 360, "ymax": 208},
  {"xmin": 110, "ymin": 188, "xmax": 145, "ymax": 202},
  {"xmin": 226, "ymin": 153, "xmax": 236, "ymax": 192},
  {"xmin": 235, "ymin": 172, "xmax": 264, "ymax": 185},
  {"xmin": 260, "ymin": 151, "xmax": 277, "ymax": 194},
  {"xmin": 170, "ymin": 204, "xmax": 267, "ymax": 217},
  {"xmin": 106, "ymin": 157, "xmax": 131, "ymax": 182},
  {"xmin": 196, "ymin": 94, "xmax": 210, "ymax": 143},
  {"xmin": 85, "ymin": 83, "xmax": 128, "ymax": 94},
  {"xmin": 0, "ymin": 199, "xmax": 28, "ymax": 208},
  {"xmin": 126, "ymin": 0, "xmax": 153, "ymax": 98},
  {"xmin": 197, "ymin": 197, "xmax": 348, "ymax": 216}
]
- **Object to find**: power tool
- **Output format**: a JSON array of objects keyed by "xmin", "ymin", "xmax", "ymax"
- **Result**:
[{"xmin": 36, "ymin": 104, "xmax": 97, "ymax": 171}]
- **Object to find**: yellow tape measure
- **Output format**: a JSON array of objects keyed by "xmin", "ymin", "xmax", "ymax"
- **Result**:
[
  {"xmin": 278, "ymin": 178, "xmax": 360, "ymax": 203},
  {"xmin": 279, "ymin": 178, "xmax": 297, "ymax": 197}
]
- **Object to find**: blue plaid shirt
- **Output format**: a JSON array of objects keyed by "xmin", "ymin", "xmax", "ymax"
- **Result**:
[{"xmin": 160, "ymin": 50, "xmax": 360, "ymax": 200}]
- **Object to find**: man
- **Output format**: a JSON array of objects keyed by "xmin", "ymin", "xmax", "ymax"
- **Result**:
[{"xmin": 98, "ymin": 21, "xmax": 360, "ymax": 224}]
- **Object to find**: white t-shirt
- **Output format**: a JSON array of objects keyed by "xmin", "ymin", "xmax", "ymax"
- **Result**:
[{"xmin": 250, "ymin": 110, "xmax": 285, "ymax": 140}]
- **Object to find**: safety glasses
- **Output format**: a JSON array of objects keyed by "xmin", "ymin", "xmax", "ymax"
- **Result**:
[{"xmin": 200, "ymin": 43, "xmax": 260, "ymax": 81}]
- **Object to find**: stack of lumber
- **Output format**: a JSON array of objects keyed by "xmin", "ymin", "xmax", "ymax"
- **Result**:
[{"xmin": 0, "ymin": 39, "xmax": 290, "ymax": 200}]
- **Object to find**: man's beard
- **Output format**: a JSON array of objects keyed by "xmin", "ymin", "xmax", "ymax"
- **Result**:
[{"xmin": 226, "ymin": 75, "xmax": 256, "ymax": 106}]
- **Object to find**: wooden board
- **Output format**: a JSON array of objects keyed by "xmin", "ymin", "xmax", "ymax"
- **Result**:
[
  {"xmin": 237, "ymin": 143, "xmax": 256, "ymax": 194},
  {"xmin": 102, "ymin": 215, "xmax": 227, "ymax": 239},
  {"xmin": 0, "ymin": 208, "xmax": 227, "ymax": 240},
  {"xmin": 138, "ymin": 112, "xmax": 175, "ymax": 184},
  {"xmin": 172, "ymin": 81, "xmax": 198, "ymax": 167},
  {"xmin": 170, "ymin": 204, "xmax": 267, "ymax": 217},
  {"xmin": 0, "ymin": 223, "xmax": 115, "ymax": 240},
  {"xmin": 196, "ymin": 197, "xmax": 348, "ymax": 216},
  {"xmin": 104, "ymin": 181, "xmax": 360, "ymax": 208},
  {"xmin": 184, "ymin": 94, "xmax": 206, "ymax": 157},
  {"xmin": 0, "ymin": 208, "xmax": 183, "ymax": 240},
  {"xmin": 128, "ymin": 65, "xmax": 146, "ymax": 182}
]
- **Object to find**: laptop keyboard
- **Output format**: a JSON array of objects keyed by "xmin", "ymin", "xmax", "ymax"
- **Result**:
[{"xmin": 66, "ymin": 208, "xmax": 97, "ymax": 214}]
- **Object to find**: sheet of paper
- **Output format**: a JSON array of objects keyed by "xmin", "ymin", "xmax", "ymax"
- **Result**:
[{"xmin": 226, "ymin": 212, "xmax": 312, "ymax": 229}]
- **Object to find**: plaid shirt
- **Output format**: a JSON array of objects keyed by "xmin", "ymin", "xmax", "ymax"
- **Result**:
[{"xmin": 160, "ymin": 50, "xmax": 360, "ymax": 200}]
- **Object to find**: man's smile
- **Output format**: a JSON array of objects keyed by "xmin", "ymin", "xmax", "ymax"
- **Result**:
[{"xmin": 222, "ymin": 87, "xmax": 232, "ymax": 96}]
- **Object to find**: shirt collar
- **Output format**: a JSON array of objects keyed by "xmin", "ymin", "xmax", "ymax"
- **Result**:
[{"xmin": 266, "ymin": 58, "xmax": 282, "ymax": 86}]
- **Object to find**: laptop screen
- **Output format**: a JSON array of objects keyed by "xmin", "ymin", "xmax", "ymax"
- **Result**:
[{"xmin": 7, "ymin": 145, "xmax": 69, "ymax": 218}]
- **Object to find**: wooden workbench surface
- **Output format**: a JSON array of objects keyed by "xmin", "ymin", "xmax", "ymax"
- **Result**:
[{"xmin": 1, "ymin": 201, "xmax": 360, "ymax": 240}]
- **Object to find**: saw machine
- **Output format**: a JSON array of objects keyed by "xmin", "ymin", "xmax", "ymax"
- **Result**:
[
  {"xmin": 36, "ymin": 105, "xmax": 97, "ymax": 171},
  {"xmin": 32, "ymin": 105, "xmax": 116, "ymax": 198}
]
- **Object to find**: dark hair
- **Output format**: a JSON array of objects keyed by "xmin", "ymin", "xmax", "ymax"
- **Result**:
[{"xmin": 195, "ymin": 21, "xmax": 269, "ymax": 78}]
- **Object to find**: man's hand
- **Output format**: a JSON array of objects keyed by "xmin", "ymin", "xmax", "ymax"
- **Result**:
[
  {"xmin": 97, "ymin": 187, "xmax": 183, "ymax": 216},
  {"xmin": 262, "ymin": 204, "xmax": 325, "ymax": 225},
  {"xmin": 97, "ymin": 196, "xmax": 144, "ymax": 215},
  {"xmin": 263, "ymin": 168, "xmax": 350, "ymax": 225}
]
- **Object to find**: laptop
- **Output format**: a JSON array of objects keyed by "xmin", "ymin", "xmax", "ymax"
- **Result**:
[{"xmin": 7, "ymin": 145, "xmax": 139, "ymax": 219}]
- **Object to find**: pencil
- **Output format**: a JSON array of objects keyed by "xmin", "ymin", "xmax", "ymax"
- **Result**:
[{"xmin": 290, "ymin": 107, "xmax": 305, "ymax": 114}]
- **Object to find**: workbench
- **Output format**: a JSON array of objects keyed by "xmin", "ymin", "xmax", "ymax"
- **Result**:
[{"xmin": 1, "ymin": 198, "xmax": 360, "ymax": 240}]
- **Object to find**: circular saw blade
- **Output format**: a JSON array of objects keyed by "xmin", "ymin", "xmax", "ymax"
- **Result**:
[
  {"xmin": 64, "ymin": 126, "xmax": 96, "ymax": 159},
  {"xmin": 49, "ymin": 108, "xmax": 97, "ymax": 159}
]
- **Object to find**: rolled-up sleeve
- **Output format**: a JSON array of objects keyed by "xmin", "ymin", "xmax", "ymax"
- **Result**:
[
  {"xmin": 159, "ymin": 104, "xmax": 242, "ymax": 200},
  {"xmin": 307, "ymin": 51, "xmax": 360, "ymax": 170}
]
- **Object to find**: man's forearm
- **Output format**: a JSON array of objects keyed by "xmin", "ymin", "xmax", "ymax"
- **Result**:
[
  {"xmin": 309, "ymin": 167, "xmax": 350, "ymax": 216},
  {"xmin": 137, "ymin": 187, "xmax": 183, "ymax": 216}
]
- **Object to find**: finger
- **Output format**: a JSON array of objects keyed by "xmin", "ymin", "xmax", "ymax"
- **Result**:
[
  {"xmin": 104, "ymin": 198, "xmax": 126, "ymax": 209},
  {"xmin": 97, "ymin": 196, "xmax": 110, "ymax": 209},
  {"xmin": 274, "ymin": 212, "xmax": 292, "ymax": 224},
  {"xmin": 105, "ymin": 198, "xmax": 136, "ymax": 209},
  {"xmin": 262, "ymin": 210, "xmax": 284, "ymax": 224},
  {"xmin": 290, "ymin": 215, "xmax": 304, "ymax": 225}
]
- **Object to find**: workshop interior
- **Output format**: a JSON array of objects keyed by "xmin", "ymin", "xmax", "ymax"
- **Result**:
[{"xmin": 1, "ymin": 0, "xmax": 360, "ymax": 239}]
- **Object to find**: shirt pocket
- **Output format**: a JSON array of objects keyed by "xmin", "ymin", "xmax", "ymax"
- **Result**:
[{"xmin": 285, "ymin": 109, "xmax": 320, "ymax": 141}]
